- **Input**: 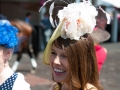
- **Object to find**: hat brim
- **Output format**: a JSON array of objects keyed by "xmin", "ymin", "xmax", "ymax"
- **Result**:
[
  {"xmin": 90, "ymin": 28, "xmax": 110, "ymax": 43},
  {"xmin": 43, "ymin": 19, "xmax": 65, "ymax": 65}
]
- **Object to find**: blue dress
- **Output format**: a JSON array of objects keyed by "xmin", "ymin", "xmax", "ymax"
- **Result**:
[{"xmin": 0, "ymin": 73, "xmax": 18, "ymax": 90}]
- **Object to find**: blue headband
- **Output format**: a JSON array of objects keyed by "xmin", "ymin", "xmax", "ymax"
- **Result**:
[{"xmin": 0, "ymin": 20, "xmax": 18, "ymax": 48}]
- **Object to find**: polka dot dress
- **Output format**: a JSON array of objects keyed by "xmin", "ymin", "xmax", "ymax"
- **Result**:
[{"xmin": 0, "ymin": 73, "xmax": 18, "ymax": 90}]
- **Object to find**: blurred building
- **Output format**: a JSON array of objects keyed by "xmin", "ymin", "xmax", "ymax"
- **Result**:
[{"xmin": 0, "ymin": 0, "xmax": 40, "ymax": 23}]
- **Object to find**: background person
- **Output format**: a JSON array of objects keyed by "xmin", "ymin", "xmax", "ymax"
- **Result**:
[
  {"xmin": 40, "ymin": 12, "xmax": 52, "ymax": 50},
  {"xmin": 25, "ymin": 12, "xmax": 32, "ymax": 24},
  {"xmin": 0, "ymin": 14, "xmax": 30, "ymax": 90},
  {"xmin": 91, "ymin": 27, "xmax": 110, "ymax": 72},
  {"xmin": 92, "ymin": 8, "xmax": 111, "ymax": 72}
]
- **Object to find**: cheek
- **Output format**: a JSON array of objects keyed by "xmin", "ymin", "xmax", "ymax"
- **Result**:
[
  {"xmin": 63, "ymin": 59, "xmax": 70, "ymax": 70},
  {"xmin": 0, "ymin": 55, "xmax": 4, "ymax": 65},
  {"xmin": 0, "ymin": 52, "xmax": 4, "ymax": 60}
]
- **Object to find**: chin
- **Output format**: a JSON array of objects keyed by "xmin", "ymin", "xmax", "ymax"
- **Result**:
[
  {"xmin": 52, "ymin": 72, "xmax": 70, "ymax": 83},
  {"xmin": 53, "ymin": 76, "xmax": 65, "ymax": 82}
]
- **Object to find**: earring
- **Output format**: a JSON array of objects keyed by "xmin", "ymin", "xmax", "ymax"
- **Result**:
[
  {"xmin": 4, "ymin": 60, "xmax": 7, "ymax": 67},
  {"xmin": 4, "ymin": 63, "xmax": 6, "ymax": 67}
]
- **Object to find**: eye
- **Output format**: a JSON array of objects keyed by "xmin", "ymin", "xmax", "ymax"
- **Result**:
[
  {"xmin": 61, "ymin": 54, "xmax": 67, "ymax": 58},
  {"xmin": 51, "ymin": 51, "xmax": 56, "ymax": 55}
]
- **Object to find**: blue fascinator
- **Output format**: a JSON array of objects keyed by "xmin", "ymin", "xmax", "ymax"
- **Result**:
[{"xmin": 0, "ymin": 20, "xmax": 18, "ymax": 48}]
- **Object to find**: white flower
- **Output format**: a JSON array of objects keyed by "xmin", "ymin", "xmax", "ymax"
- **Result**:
[{"xmin": 57, "ymin": 2, "xmax": 98, "ymax": 40}]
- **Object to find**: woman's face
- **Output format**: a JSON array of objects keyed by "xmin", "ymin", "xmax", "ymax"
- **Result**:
[
  {"xmin": 50, "ymin": 44, "xmax": 71, "ymax": 83},
  {"xmin": 96, "ymin": 17, "xmax": 107, "ymax": 29}
]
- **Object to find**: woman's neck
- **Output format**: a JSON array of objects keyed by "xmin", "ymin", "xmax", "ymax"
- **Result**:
[
  {"xmin": 0, "ymin": 64, "xmax": 14, "ymax": 85},
  {"xmin": 62, "ymin": 82, "xmax": 72, "ymax": 90},
  {"xmin": 0, "ymin": 62, "xmax": 8, "ymax": 73}
]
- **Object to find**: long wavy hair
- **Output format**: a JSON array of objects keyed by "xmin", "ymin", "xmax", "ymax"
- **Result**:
[{"xmin": 52, "ymin": 33, "xmax": 103, "ymax": 90}]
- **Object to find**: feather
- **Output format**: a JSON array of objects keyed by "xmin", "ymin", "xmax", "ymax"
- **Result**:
[
  {"xmin": 49, "ymin": 2, "xmax": 55, "ymax": 28},
  {"xmin": 59, "ymin": 0, "xmax": 69, "ymax": 4},
  {"xmin": 39, "ymin": 0, "xmax": 52, "ymax": 12},
  {"xmin": 55, "ymin": 19, "xmax": 58, "ymax": 27},
  {"xmin": 49, "ymin": 15, "xmax": 55, "ymax": 28},
  {"xmin": 49, "ymin": 2, "xmax": 55, "ymax": 15}
]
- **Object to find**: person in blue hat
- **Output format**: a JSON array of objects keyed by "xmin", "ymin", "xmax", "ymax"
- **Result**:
[{"xmin": 0, "ymin": 14, "xmax": 31, "ymax": 90}]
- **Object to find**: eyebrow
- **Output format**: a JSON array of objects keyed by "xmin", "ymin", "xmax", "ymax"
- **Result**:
[
  {"xmin": 51, "ymin": 48, "xmax": 55, "ymax": 51},
  {"xmin": 51, "ymin": 48, "xmax": 66, "ymax": 55}
]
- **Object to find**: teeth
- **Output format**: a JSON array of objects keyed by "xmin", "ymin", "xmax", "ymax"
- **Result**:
[{"xmin": 54, "ymin": 68, "xmax": 64, "ymax": 73}]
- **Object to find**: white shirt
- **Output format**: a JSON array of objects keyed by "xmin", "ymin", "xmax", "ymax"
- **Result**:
[{"xmin": 12, "ymin": 73, "xmax": 31, "ymax": 90}]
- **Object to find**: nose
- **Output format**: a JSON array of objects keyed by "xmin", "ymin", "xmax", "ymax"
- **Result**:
[{"xmin": 54, "ymin": 56, "xmax": 61, "ymax": 65}]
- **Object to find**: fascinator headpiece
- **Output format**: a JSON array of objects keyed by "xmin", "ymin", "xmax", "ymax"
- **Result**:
[
  {"xmin": 0, "ymin": 19, "xmax": 18, "ymax": 48},
  {"xmin": 39, "ymin": 0, "xmax": 111, "ymax": 64}
]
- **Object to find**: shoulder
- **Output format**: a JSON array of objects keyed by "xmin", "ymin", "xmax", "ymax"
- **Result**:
[
  {"xmin": 50, "ymin": 82, "xmax": 59, "ymax": 90},
  {"xmin": 12, "ymin": 73, "xmax": 31, "ymax": 90},
  {"xmin": 85, "ymin": 83, "xmax": 98, "ymax": 90},
  {"xmin": 16, "ymin": 72, "xmax": 25, "ymax": 80}
]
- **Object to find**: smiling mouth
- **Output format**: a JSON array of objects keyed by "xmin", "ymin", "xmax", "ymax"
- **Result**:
[{"xmin": 53, "ymin": 68, "xmax": 66, "ymax": 76}]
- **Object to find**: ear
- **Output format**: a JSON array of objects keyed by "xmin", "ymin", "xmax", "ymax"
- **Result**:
[{"xmin": 4, "ymin": 49, "xmax": 13, "ymax": 61}]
